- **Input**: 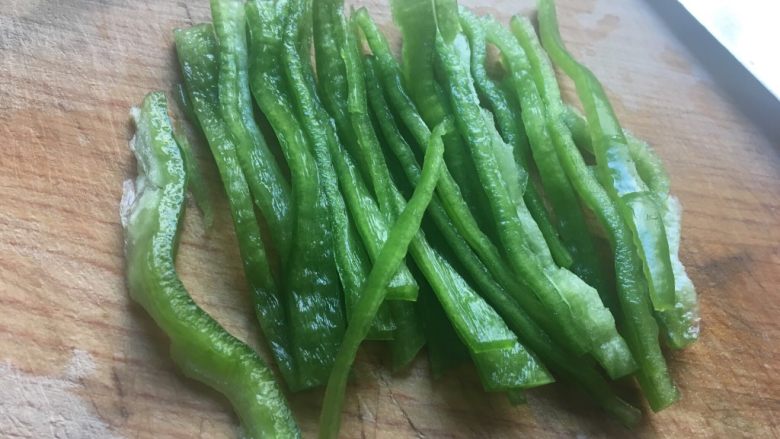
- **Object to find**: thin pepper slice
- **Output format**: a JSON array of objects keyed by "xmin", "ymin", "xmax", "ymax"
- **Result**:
[
  {"xmin": 244, "ymin": 0, "xmax": 395, "ymax": 344},
  {"xmin": 360, "ymin": 17, "xmax": 638, "ymax": 423},
  {"xmin": 521, "ymin": 26, "xmax": 681, "ymax": 408},
  {"xmin": 344, "ymin": 33, "xmax": 549, "ymax": 390},
  {"xmin": 317, "ymin": 124, "xmax": 445, "ymax": 439},
  {"xmin": 547, "ymin": 111, "xmax": 681, "ymax": 410},
  {"xmin": 459, "ymin": 11, "xmax": 573, "ymax": 269},
  {"xmin": 255, "ymin": 0, "xmax": 357, "ymax": 389},
  {"xmin": 475, "ymin": 14, "xmax": 603, "ymax": 286},
  {"xmin": 210, "ymin": 0, "xmax": 292, "ymax": 260},
  {"xmin": 498, "ymin": 14, "xmax": 613, "ymax": 303},
  {"xmin": 538, "ymin": 0, "xmax": 676, "ymax": 313},
  {"xmin": 471, "ymin": 12, "xmax": 633, "ymax": 373},
  {"xmin": 121, "ymin": 91, "xmax": 300, "ymax": 438},
  {"xmin": 355, "ymin": 12, "xmax": 577, "ymax": 354},
  {"xmin": 390, "ymin": 0, "xmax": 497, "ymax": 240},
  {"xmin": 433, "ymin": 3, "xmax": 635, "ymax": 379},
  {"xmin": 174, "ymin": 25, "xmax": 297, "ymax": 386},
  {"xmin": 170, "ymin": 115, "xmax": 214, "ymax": 229},
  {"xmin": 564, "ymin": 109, "xmax": 699, "ymax": 348},
  {"xmin": 313, "ymin": 0, "xmax": 419, "ymax": 302}
]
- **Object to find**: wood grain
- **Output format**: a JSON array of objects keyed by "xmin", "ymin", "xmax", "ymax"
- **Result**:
[{"xmin": 1, "ymin": 0, "xmax": 778, "ymax": 437}]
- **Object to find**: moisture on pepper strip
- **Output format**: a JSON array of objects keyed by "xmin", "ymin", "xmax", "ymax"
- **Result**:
[
  {"xmin": 209, "ymin": 0, "xmax": 293, "ymax": 261},
  {"xmin": 354, "ymin": 9, "xmax": 579, "ymax": 356},
  {"xmin": 245, "ymin": 0, "xmax": 396, "ymax": 343},
  {"xmin": 312, "ymin": 0, "xmax": 420, "ymax": 303},
  {"xmin": 121, "ymin": 91, "xmax": 300, "ymax": 439},
  {"xmin": 174, "ymin": 25, "xmax": 298, "ymax": 386},
  {"xmin": 537, "ymin": 0, "xmax": 676, "ymax": 314},
  {"xmin": 343, "ymin": 11, "xmax": 551, "ymax": 394},
  {"xmin": 564, "ymin": 107, "xmax": 700, "ymax": 349}
]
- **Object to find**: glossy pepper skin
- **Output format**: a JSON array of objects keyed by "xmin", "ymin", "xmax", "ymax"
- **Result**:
[
  {"xmin": 244, "ymin": 0, "xmax": 395, "ymax": 344},
  {"xmin": 516, "ymin": 15, "xmax": 680, "ymax": 409},
  {"xmin": 537, "ymin": 0, "xmax": 676, "ymax": 314},
  {"xmin": 459, "ymin": 11, "xmax": 573, "ymax": 270},
  {"xmin": 121, "ymin": 91, "xmax": 300, "ymax": 439},
  {"xmin": 494, "ymin": 14, "xmax": 614, "ymax": 308},
  {"xmin": 312, "ymin": 0, "xmax": 420, "ymax": 303},
  {"xmin": 433, "ymin": 2, "xmax": 635, "ymax": 380},
  {"xmin": 564, "ymin": 108, "xmax": 700, "ymax": 350},
  {"xmin": 355, "ymin": 10, "xmax": 578, "ymax": 356},
  {"xmin": 343, "ymin": 17, "xmax": 550, "ymax": 394},
  {"xmin": 318, "ymin": 123, "xmax": 446, "ymax": 439},
  {"xmin": 390, "ymin": 0, "xmax": 498, "ymax": 241},
  {"xmin": 174, "ymin": 25, "xmax": 297, "ymax": 385},
  {"xmin": 210, "ymin": 0, "xmax": 293, "ymax": 260}
]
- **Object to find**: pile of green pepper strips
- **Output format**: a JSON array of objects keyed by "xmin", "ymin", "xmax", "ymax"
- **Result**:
[{"xmin": 121, "ymin": 0, "xmax": 700, "ymax": 437}]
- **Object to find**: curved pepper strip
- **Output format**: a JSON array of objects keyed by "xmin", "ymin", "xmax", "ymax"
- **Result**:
[
  {"xmin": 284, "ymin": 0, "xmax": 426, "ymax": 372},
  {"xmin": 121, "ymin": 92, "xmax": 300, "ymax": 439},
  {"xmin": 355, "ymin": 11, "xmax": 578, "ymax": 355},
  {"xmin": 503, "ymin": 14, "xmax": 616, "ymax": 308},
  {"xmin": 478, "ymin": 11, "xmax": 635, "ymax": 378},
  {"xmin": 364, "ymin": 57, "xmax": 639, "ymax": 424},
  {"xmin": 249, "ymin": 0, "xmax": 358, "ymax": 390},
  {"xmin": 564, "ymin": 109, "xmax": 700, "ymax": 349},
  {"xmin": 476, "ymin": 14, "xmax": 608, "ymax": 296},
  {"xmin": 344, "ymin": 21, "xmax": 545, "ymax": 374},
  {"xmin": 317, "ymin": 124, "xmax": 445, "ymax": 439},
  {"xmin": 210, "ymin": 0, "xmax": 292, "ymax": 260},
  {"xmin": 174, "ymin": 25, "xmax": 298, "ymax": 386},
  {"xmin": 390, "ymin": 0, "xmax": 498, "ymax": 241},
  {"xmin": 538, "ymin": 0, "xmax": 676, "ymax": 313},
  {"xmin": 547, "ymin": 112, "xmax": 681, "ymax": 410},
  {"xmin": 434, "ymin": 6, "xmax": 635, "ymax": 379},
  {"xmin": 460, "ymin": 12, "xmax": 573, "ymax": 269},
  {"xmin": 170, "ymin": 114, "xmax": 214, "ymax": 230},
  {"xmin": 246, "ymin": 1, "xmax": 396, "ymax": 339},
  {"xmin": 284, "ymin": 1, "xmax": 420, "ymax": 306},
  {"xmin": 312, "ymin": 0, "xmax": 419, "ymax": 303}
]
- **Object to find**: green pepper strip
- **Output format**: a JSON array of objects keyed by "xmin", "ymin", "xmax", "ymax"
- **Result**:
[
  {"xmin": 170, "ymin": 115, "xmax": 214, "ymax": 229},
  {"xmin": 389, "ymin": 0, "xmax": 497, "ymax": 240},
  {"xmin": 548, "ymin": 114, "xmax": 680, "ymax": 410},
  {"xmin": 514, "ymin": 26, "xmax": 680, "ymax": 410},
  {"xmin": 312, "ymin": 0, "xmax": 419, "ymax": 303},
  {"xmin": 235, "ymin": 0, "xmax": 350, "ymax": 390},
  {"xmin": 210, "ymin": 0, "xmax": 292, "ymax": 260},
  {"xmin": 247, "ymin": 0, "xmax": 394, "ymax": 343},
  {"xmin": 475, "ymin": 13, "xmax": 634, "ymax": 377},
  {"xmin": 564, "ymin": 109, "xmax": 699, "ymax": 349},
  {"xmin": 285, "ymin": 0, "xmax": 420, "ymax": 307},
  {"xmin": 122, "ymin": 92, "xmax": 300, "ymax": 438},
  {"xmin": 363, "ymin": 59, "xmax": 638, "ymax": 423},
  {"xmin": 435, "ymin": 6, "xmax": 636, "ymax": 379},
  {"xmin": 564, "ymin": 107, "xmax": 671, "ymax": 195},
  {"xmin": 459, "ymin": 11, "xmax": 573, "ymax": 269},
  {"xmin": 355, "ymin": 10, "xmax": 578, "ymax": 356},
  {"xmin": 174, "ymin": 25, "xmax": 297, "ymax": 386},
  {"xmin": 317, "ymin": 124, "xmax": 444, "ymax": 439},
  {"xmin": 498, "ymin": 14, "xmax": 611, "ymax": 298},
  {"xmin": 538, "ymin": 0, "xmax": 676, "ymax": 313},
  {"xmin": 344, "ymin": 20, "xmax": 546, "ymax": 370}
]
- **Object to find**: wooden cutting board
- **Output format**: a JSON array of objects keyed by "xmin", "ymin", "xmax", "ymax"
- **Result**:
[{"xmin": 1, "ymin": 0, "xmax": 778, "ymax": 437}]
